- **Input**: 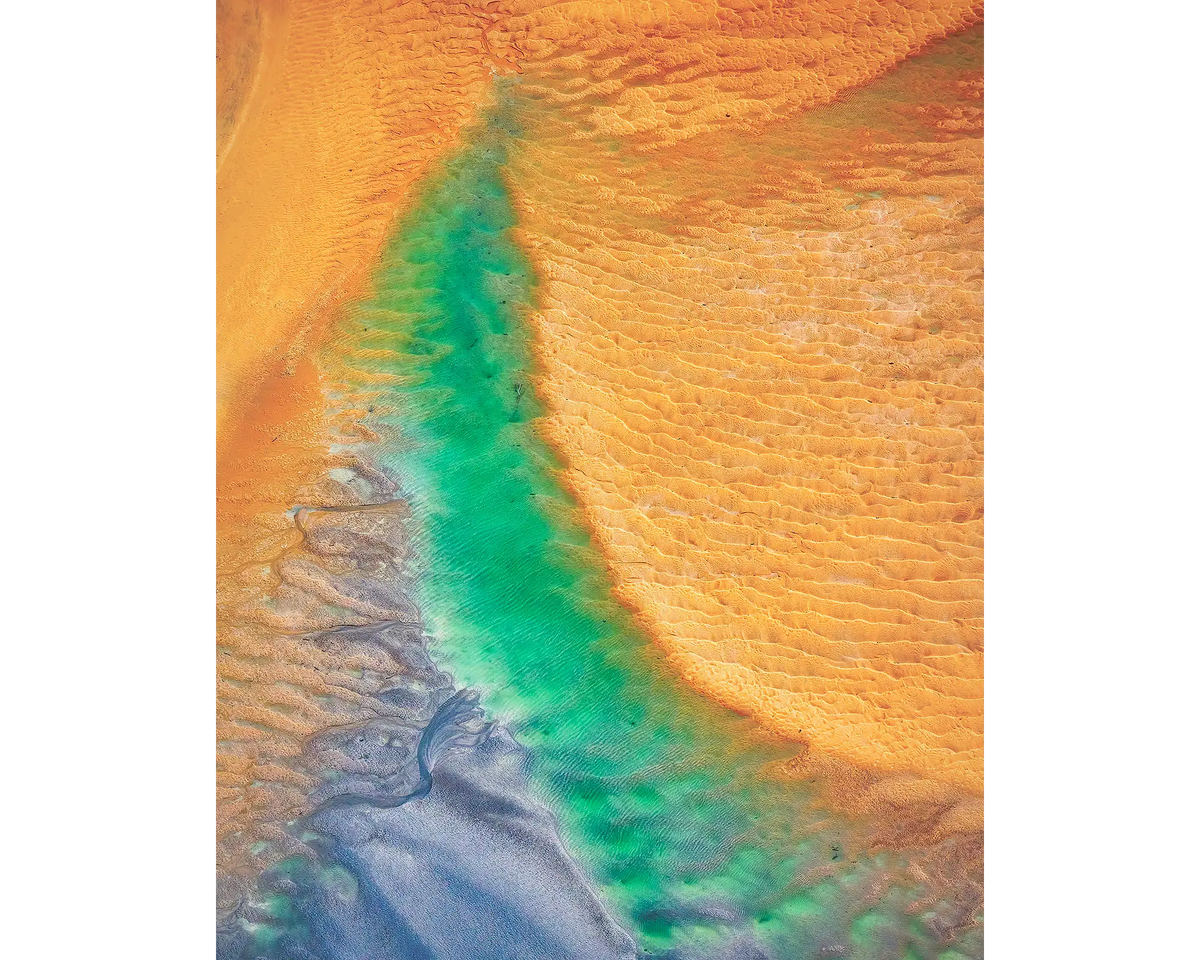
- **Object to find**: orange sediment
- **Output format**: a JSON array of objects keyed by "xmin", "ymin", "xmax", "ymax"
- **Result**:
[
  {"xmin": 217, "ymin": 1, "xmax": 985, "ymax": 890},
  {"xmin": 215, "ymin": 350, "xmax": 339, "ymax": 886},
  {"xmin": 215, "ymin": 0, "xmax": 508, "ymax": 888},
  {"xmin": 216, "ymin": 0, "xmax": 513, "ymax": 455},
  {"xmin": 215, "ymin": 345, "xmax": 423, "ymax": 897},
  {"xmin": 507, "ymin": 21, "xmax": 984, "ymax": 794}
]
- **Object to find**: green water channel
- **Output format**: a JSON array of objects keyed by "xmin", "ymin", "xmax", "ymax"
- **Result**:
[{"xmin": 330, "ymin": 89, "xmax": 980, "ymax": 960}]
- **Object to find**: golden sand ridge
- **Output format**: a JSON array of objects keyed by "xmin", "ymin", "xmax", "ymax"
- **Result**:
[{"xmin": 507, "ymin": 21, "xmax": 984, "ymax": 795}]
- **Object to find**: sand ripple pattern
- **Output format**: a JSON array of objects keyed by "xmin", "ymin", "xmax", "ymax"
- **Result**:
[
  {"xmin": 508, "ymin": 26, "xmax": 983, "ymax": 791},
  {"xmin": 217, "ymin": 0, "xmax": 509, "ymax": 447},
  {"xmin": 216, "ymin": 2, "xmax": 985, "ymax": 946}
]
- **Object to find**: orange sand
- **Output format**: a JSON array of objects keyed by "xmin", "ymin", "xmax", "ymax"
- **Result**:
[
  {"xmin": 509, "ymin": 22, "xmax": 983, "ymax": 793},
  {"xmin": 216, "ymin": 0, "xmax": 512, "ymax": 455},
  {"xmin": 216, "ymin": 351, "xmax": 424, "ymax": 896},
  {"xmin": 496, "ymin": 0, "xmax": 981, "ymax": 151},
  {"xmin": 217, "ymin": 1, "xmax": 984, "ymax": 885},
  {"xmin": 216, "ymin": 0, "xmax": 505, "ymax": 887}
]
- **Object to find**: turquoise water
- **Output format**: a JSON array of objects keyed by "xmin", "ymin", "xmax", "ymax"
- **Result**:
[{"xmin": 323, "ymin": 90, "xmax": 980, "ymax": 959}]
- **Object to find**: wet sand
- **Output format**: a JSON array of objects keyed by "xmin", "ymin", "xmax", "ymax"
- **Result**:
[
  {"xmin": 216, "ymin": 0, "xmax": 503, "ymax": 887},
  {"xmin": 216, "ymin": 0, "xmax": 984, "ymax": 905}
]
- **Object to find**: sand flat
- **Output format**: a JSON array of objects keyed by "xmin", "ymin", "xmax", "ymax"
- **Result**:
[
  {"xmin": 216, "ymin": 1, "xmax": 984, "ymax": 895},
  {"xmin": 217, "ymin": 0, "xmax": 509, "ymax": 456},
  {"xmin": 216, "ymin": 0, "xmax": 506, "ymax": 885},
  {"xmin": 509, "ymin": 23, "xmax": 983, "ymax": 792}
]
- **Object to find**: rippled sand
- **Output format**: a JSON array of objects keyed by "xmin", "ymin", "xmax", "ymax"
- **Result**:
[
  {"xmin": 509, "ymin": 22, "xmax": 983, "ymax": 797},
  {"xmin": 217, "ymin": 0, "xmax": 983, "ymax": 923},
  {"xmin": 217, "ymin": 0, "xmax": 502, "ymax": 444},
  {"xmin": 216, "ymin": 0, "xmax": 502, "ymax": 891}
]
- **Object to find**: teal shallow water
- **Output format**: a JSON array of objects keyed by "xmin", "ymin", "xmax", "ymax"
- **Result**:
[{"xmin": 323, "ymin": 91, "xmax": 981, "ymax": 960}]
